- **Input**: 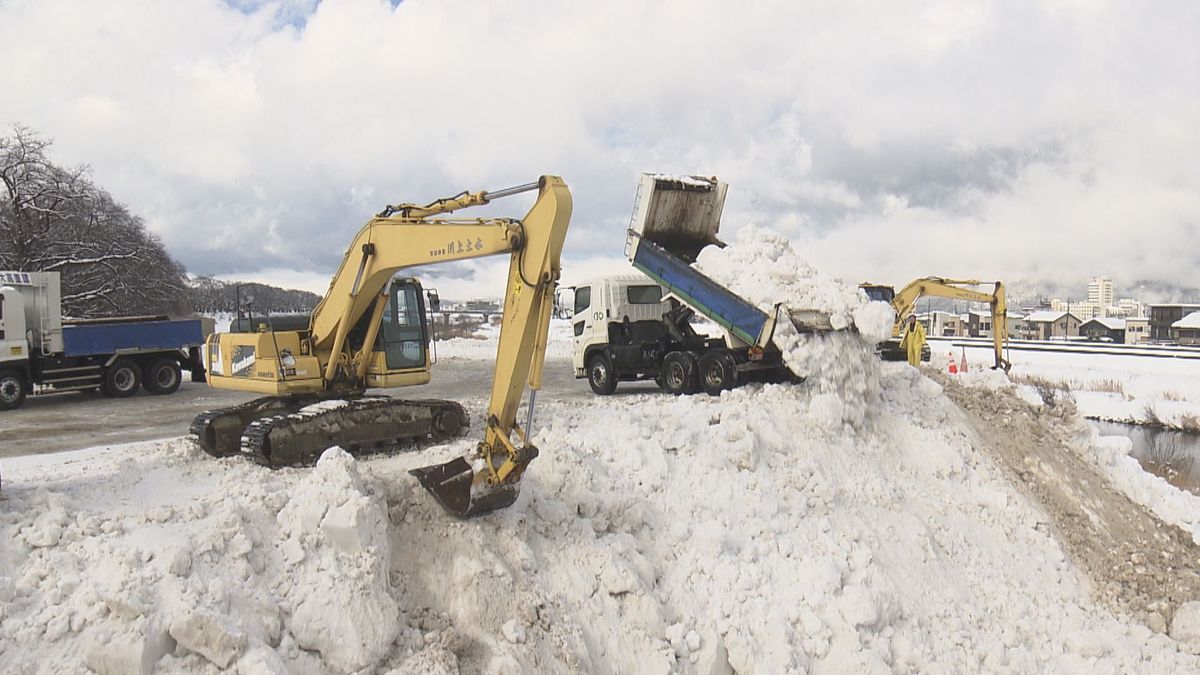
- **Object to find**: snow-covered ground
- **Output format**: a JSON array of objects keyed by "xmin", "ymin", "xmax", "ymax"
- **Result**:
[
  {"xmin": 5, "ymin": 360, "xmax": 1200, "ymax": 673},
  {"xmin": 5, "ymin": 232, "xmax": 1200, "ymax": 673},
  {"xmin": 435, "ymin": 319, "xmax": 576, "ymax": 362},
  {"xmin": 934, "ymin": 341, "xmax": 1200, "ymax": 430}
]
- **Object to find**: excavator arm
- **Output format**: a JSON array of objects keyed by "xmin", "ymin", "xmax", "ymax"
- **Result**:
[{"xmin": 888, "ymin": 277, "xmax": 1009, "ymax": 371}]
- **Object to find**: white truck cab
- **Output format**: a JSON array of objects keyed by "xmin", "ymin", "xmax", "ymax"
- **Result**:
[{"xmin": 571, "ymin": 274, "xmax": 670, "ymax": 378}]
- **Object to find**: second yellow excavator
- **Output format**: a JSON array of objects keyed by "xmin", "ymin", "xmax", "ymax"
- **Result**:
[
  {"xmin": 190, "ymin": 176, "xmax": 572, "ymax": 517},
  {"xmin": 860, "ymin": 277, "xmax": 1011, "ymax": 371}
]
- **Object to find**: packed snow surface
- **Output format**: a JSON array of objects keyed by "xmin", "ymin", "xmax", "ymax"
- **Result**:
[{"xmin": 4, "ymin": 362, "xmax": 1200, "ymax": 673}]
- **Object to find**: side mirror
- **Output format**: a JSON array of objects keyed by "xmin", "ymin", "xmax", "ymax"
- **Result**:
[{"xmin": 427, "ymin": 290, "xmax": 441, "ymax": 313}]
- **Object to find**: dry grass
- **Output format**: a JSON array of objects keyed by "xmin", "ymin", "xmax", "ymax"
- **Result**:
[
  {"xmin": 1086, "ymin": 378, "xmax": 1127, "ymax": 396},
  {"xmin": 1161, "ymin": 390, "xmax": 1188, "ymax": 402},
  {"xmin": 1142, "ymin": 435, "xmax": 1193, "ymax": 484},
  {"xmin": 430, "ymin": 317, "xmax": 488, "ymax": 341},
  {"xmin": 1013, "ymin": 374, "xmax": 1074, "ymax": 408},
  {"xmin": 1179, "ymin": 412, "xmax": 1200, "ymax": 434},
  {"xmin": 1142, "ymin": 402, "xmax": 1164, "ymax": 427}
]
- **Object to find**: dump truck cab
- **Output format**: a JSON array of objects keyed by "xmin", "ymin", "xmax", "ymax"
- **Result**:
[{"xmin": 571, "ymin": 274, "xmax": 672, "ymax": 377}]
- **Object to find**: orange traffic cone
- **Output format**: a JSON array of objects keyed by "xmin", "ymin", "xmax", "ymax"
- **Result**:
[
  {"xmin": 960, "ymin": 347, "xmax": 969, "ymax": 373},
  {"xmin": 948, "ymin": 352, "xmax": 958, "ymax": 374}
]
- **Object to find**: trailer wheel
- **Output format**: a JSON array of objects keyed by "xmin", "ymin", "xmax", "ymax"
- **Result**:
[
  {"xmin": 0, "ymin": 370, "xmax": 27, "ymax": 411},
  {"xmin": 661, "ymin": 351, "xmax": 699, "ymax": 396},
  {"xmin": 102, "ymin": 358, "xmax": 141, "ymax": 398},
  {"xmin": 587, "ymin": 353, "xmax": 618, "ymax": 395},
  {"xmin": 143, "ymin": 358, "xmax": 182, "ymax": 395},
  {"xmin": 699, "ymin": 349, "xmax": 740, "ymax": 396}
]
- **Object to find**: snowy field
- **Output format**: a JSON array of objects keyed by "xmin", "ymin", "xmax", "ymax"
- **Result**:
[
  {"xmin": 5, "ymin": 232, "xmax": 1200, "ymax": 673},
  {"xmin": 932, "ymin": 340, "xmax": 1200, "ymax": 430},
  {"xmin": 5, "ymin": 358, "xmax": 1200, "ymax": 673}
]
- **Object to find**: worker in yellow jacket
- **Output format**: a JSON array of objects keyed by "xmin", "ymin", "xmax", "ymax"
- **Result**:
[{"xmin": 901, "ymin": 315, "xmax": 926, "ymax": 366}]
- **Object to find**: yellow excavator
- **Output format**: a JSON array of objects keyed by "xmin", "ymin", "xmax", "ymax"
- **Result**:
[
  {"xmin": 190, "ymin": 176, "xmax": 571, "ymax": 517},
  {"xmin": 859, "ymin": 277, "xmax": 1011, "ymax": 371}
]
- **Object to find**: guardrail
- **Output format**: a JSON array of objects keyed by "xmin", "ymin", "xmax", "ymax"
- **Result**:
[{"xmin": 928, "ymin": 336, "xmax": 1200, "ymax": 360}]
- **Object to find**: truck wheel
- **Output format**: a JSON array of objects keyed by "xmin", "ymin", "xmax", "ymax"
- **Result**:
[
  {"xmin": 102, "ymin": 358, "xmax": 141, "ymax": 398},
  {"xmin": 587, "ymin": 353, "xmax": 618, "ymax": 395},
  {"xmin": 143, "ymin": 358, "xmax": 182, "ymax": 395},
  {"xmin": 0, "ymin": 370, "xmax": 27, "ymax": 410},
  {"xmin": 661, "ymin": 351, "xmax": 699, "ymax": 396},
  {"xmin": 699, "ymin": 349, "xmax": 740, "ymax": 396}
]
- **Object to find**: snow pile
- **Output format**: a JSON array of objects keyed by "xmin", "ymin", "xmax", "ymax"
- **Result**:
[
  {"xmin": 274, "ymin": 448, "xmax": 399, "ymax": 671},
  {"xmin": 697, "ymin": 225, "xmax": 895, "ymax": 429},
  {"xmin": 4, "ymin": 363, "xmax": 1200, "ymax": 671}
]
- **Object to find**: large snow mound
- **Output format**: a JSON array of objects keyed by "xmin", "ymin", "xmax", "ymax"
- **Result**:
[{"xmin": 3, "ymin": 364, "xmax": 1197, "ymax": 673}]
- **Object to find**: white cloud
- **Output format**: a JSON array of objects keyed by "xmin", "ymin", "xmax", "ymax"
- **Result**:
[{"xmin": 1, "ymin": 0, "xmax": 1197, "ymax": 300}]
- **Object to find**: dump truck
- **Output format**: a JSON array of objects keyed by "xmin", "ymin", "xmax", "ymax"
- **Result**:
[
  {"xmin": 573, "ymin": 174, "xmax": 834, "ymax": 396},
  {"xmin": 0, "ymin": 271, "xmax": 210, "ymax": 411}
]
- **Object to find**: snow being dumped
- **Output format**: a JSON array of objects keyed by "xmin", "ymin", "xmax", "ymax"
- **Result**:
[{"xmin": 697, "ymin": 225, "xmax": 895, "ymax": 430}]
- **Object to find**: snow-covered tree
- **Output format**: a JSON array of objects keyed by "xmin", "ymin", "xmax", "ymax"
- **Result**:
[{"xmin": 0, "ymin": 125, "xmax": 190, "ymax": 317}]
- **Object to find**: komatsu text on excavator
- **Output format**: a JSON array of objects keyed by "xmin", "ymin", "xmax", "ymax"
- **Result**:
[{"xmin": 190, "ymin": 176, "xmax": 572, "ymax": 518}]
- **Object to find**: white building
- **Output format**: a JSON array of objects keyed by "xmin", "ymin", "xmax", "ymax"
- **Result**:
[
  {"xmin": 1088, "ymin": 276, "xmax": 1114, "ymax": 310},
  {"xmin": 1070, "ymin": 301, "xmax": 1101, "ymax": 321},
  {"xmin": 1115, "ymin": 298, "xmax": 1144, "ymax": 318},
  {"xmin": 1125, "ymin": 317, "xmax": 1149, "ymax": 344}
]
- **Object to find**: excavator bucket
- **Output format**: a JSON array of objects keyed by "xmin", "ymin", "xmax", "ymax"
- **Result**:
[{"xmin": 409, "ymin": 457, "xmax": 521, "ymax": 518}]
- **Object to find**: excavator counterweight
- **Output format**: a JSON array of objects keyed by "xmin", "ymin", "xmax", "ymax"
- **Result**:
[{"xmin": 190, "ymin": 176, "xmax": 572, "ymax": 518}]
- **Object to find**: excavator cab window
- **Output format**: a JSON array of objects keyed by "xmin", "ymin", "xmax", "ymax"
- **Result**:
[{"xmin": 378, "ymin": 281, "xmax": 428, "ymax": 370}]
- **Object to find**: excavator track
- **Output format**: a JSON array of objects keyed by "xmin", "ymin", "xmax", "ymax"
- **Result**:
[{"xmin": 189, "ymin": 396, "xmax": 469, "ymax": 468}]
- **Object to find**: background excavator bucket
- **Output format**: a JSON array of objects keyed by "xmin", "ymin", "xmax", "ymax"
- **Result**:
[{"xmin": 409, "ymin": 457, "xmax": 520, "ymax": 518}]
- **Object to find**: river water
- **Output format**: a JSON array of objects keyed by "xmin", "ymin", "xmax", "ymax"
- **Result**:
[{"xmin": 1089, "ymin": 419, "xmax": 1200, "ymax": 495}]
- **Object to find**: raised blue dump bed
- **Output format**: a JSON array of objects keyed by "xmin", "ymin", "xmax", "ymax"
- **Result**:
[
  {"xmin": 62, "ymin": 319, "xmax": 206, "ymax": 358},
  {"xmin": 631, "ymin": 238, "xmax": 767, "ymax": 345}
]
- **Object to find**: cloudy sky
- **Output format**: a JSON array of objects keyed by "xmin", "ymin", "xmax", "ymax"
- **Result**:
[{"xmin": 1, "ymin": 0, "xmax": 1197, "ymax": 300}]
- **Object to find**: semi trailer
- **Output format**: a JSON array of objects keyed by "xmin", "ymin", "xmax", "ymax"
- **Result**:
[
  {"xmin": 0, "ymin": 271, "xmax": 211, "ymax": 411},
  {"xmin": 573, "ymin": 174, "xmax": 835, "ymax": 396}
]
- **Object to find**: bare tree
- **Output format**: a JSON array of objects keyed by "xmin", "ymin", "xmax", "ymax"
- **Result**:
[{"xmin": 0, "ymin": 125, "xmax": 190, "ymax": 317}]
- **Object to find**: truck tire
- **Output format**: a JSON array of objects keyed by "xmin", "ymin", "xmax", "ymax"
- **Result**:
[
  {"xmin": 102, "ymin": 358, "xmax": 141, "ymax": 398},
  {"xmin": 587, "ymin": 353, "xmax": 618, "ymax": 395},
  {"xmin": 143, "ymin": 358, "xmax": 182, "ymax": 395},
  {"xmin": 0, "ymin": 370, "xmax": 27, "ymax": 411},
  {"xmin": 699, "ymin": 349, "xmax": 740, "ymax": 396},
  {"xmin": 661, "ymin": 351, "xmax": 699, "ymax": 396}
]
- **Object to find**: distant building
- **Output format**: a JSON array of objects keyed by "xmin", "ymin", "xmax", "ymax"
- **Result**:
[
  {"xmin": 1172, "ymin": 312, "xmax": 1200, "ymax": 346},
  {"xmin": 1115, "ymin": 298, "xmax": 1144, "ymax": 318},
  {"xmin": 922, "ymin": 310, "xmax": 964, "ymax": 337},
  {"xmin": 1088, "ymin": 276, "xmax": 1114, "ymax": 310},
  {"xmin": 1006, "ymin": 312, "xmax": 1027, "ymax": 339},
  {"xmin": 1148, "ymin": 303, "xmax": 1200, "ymax": 342},
  {"xmin": 1024, "ymin": 310, "xmax": 1082, "ymax": 340},
  {"xmin": 1074, "ymin": 301, "xmax": 1102, "ymax": 321},
  {"xmin": 1079, "ymin": 317, "xmax": 1125, "ymax": 343},
  {"xmin": 965, "ymin": 311, "xmax": 994, "ymax": 338},
  {"xmin": 1125, "ymin": 317, "xmax": 1149, "ymax": 345}
]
